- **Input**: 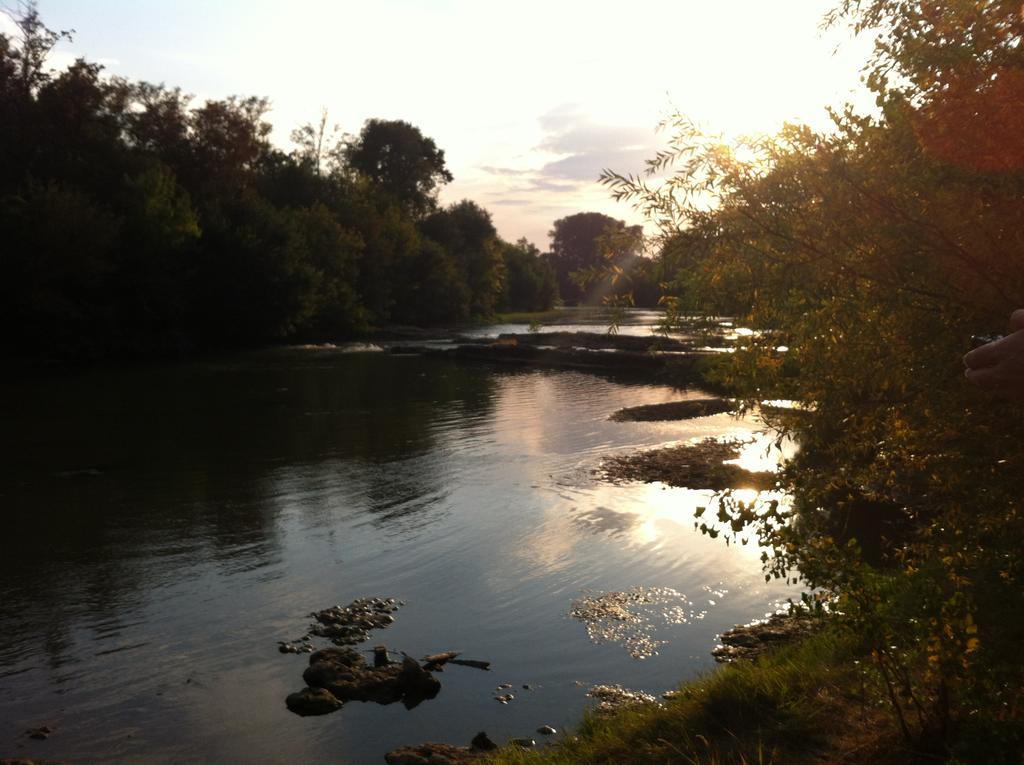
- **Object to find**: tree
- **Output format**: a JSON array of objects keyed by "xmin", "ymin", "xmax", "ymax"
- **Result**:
[
  {"xmin": 0, "ymin": 5, "xmax": 514, "ymax": 357},
  {"xmin": 345, "ymin": 118, "xmax": 452, "ymax": 217},
  {"xmin": 547, "ymin": 212, "xmax": 642, "ymax": 305},
  {"xmin": 190, "ymin": 191, "xmax": 321, "ymax": 346},
  {"xmin": 498, "ymin": 238, "xmax": 557, "ymax": 312},
  {"xmin": 292, "ymin": 202, "xmax": 366, "ymax": 337},
  {"xmin": 0, "ymin": 181, "xmax": 120, "ymax": 357},
  {"xmin": 112, "ymin": 162, "xmax": 201, "ymax": 353},
  {"xmin": 1, "ymin": 1, "xmax": 71, "ymax": 98},
  {"xmin": 0, "ymin": 2, "xmax": 72, "ymax": 194},
  {"xmin": 598, "ymin": 0, "xmax": 1024, "ymax": 746},
  {"xmin": 124, "ymin": 82, "xmax": 193, "ymax": 171},
  {"xmin": 187, "ymin": 96, "xmax": 272, "ymax": 197},
  {"xmin": 420, "ymin": 200, "xmax": 504, "ymax": 317},
  {"xmin": 290, "ymin": 108, "xmax": 346, "ymax": 177},
  {"xmin": 390, "ymin": 238, "xmax": 470, "ymax": 325},
  {"xmin": 34, "ymin": 59, "xmax": 132, "ymax": 193}
]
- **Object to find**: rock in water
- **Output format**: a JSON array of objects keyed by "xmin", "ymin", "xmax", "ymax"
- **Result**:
[
  {"xmin": 469, "ymin": 731, "xmax": 497, "ymax": 751},
  {"xmin": 609, "ymin": 398, "xmax": 734, "ymax": 422},
  {"xmin": 400, "ymin": 656, "xmax": 436, "ymax": 686},
  {"xmin": 711, "ymin": 612, "xmax": 819, "ymax": 663},
  {"xmin": 398, "ymin": 655, "xmax": 443, "ymax": 707},
  {"xmin": 537, "ymin": 725, "xmax": 557, "ymax": 735},
  {"xmin": 289, "ymin": 647, "xmax": 440, "ymax": 713},
  {"xmin": 586, "ymin": 684, "xmax": 660, "ymax": 716},
  {"xmin": 284, "ymin": 687, "xmax": 343, "ymax": 716},
  {"xmin": 308, "ymin": 597, "xmax": 401, "ymax": 647}
]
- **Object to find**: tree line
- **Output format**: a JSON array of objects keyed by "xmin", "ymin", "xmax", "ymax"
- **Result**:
[
  {"xmin": 604, "ymin": 0, "xmax": 1024, "ymax": 755},
  {"xmin": 0, "ymin": 6, "xmax": 658, "ymax": 361}
]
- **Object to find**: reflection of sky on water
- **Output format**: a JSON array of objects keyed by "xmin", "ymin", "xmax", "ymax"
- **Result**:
[{"xmin": 0, "ymin": 352, "xmax": 796, "ymax": 764}]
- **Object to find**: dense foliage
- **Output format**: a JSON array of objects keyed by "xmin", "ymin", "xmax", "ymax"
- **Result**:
[
  {"xmin": 603, "ymin": 0, "xmax": 1024, "ymax": 759},
  {"xmin": 0, "ymin": 7, "xmax": 558, "ymax": 360},
  {"xmin": 545, "ymin": 212, "xmax": 660, "ymax": 307}
]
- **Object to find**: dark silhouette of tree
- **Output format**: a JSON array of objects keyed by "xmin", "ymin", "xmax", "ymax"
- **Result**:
[
  {"xmin": 420, "ymin": 200, "xmax": 503, "ymax": 317},
  {"xmin": 187, "ymin": 96, "xmax": 272, "ymax": 197},
  {"xmin": 548, "ymin": 212, "xmax": 642, "ymax": 304},
  {"xmin": 290, "ymin": 108, "xmax": 345, "ymax": 177},
  {"xmin": 345, "ymin": 118, "xmax": 452, "ymax": 217},
  {"xmin": 2, "ymin": 1, "xmax": 70, "ymax": 96},
  {"xmin": 0, "ymin": 6, "xmax": 562, "ymax": 358},
  {"xmin": 498, "ymin": 238, "xmax": 557, "ymax": 312},
  {"xmin": 390, "ymin": 238, "xmax": 470, "ymax": 325},
  {"xmin": 124, "ymin": 83, "xmax": 193, "ymax": 170}
]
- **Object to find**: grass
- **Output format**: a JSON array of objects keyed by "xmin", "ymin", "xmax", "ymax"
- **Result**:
[{"xmin": 485, "ymin": 627, "xmax": 914, "ymax": 765}]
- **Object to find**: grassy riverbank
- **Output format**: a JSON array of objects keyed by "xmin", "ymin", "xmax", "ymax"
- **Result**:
[{"xmin": 486, "ymin": 626, "xmax": 913, "ymax": 765}]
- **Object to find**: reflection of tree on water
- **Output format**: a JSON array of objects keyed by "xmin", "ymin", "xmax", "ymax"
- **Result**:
[{"xmin": 0, "ymin": 351, "xmax": 497, "ymax": 673}]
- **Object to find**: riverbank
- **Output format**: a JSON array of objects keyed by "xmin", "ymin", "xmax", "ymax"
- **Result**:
[
  {"xmin": 378, "ymin": 621, "xmax": 921, "ymax": 764},
  {"xmin": 483, "ymin": 624, "xmax": 911, "ymax": 765}
]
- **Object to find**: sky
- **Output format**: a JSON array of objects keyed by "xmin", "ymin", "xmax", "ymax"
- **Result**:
[{"xmin": 7, "ymin": 0, "xmax": 877, "ymax": 248}]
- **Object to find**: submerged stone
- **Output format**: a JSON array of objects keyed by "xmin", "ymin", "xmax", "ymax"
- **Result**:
[{"xmin": 284, "ymin": 686, "xmax": 343, "ymax": 716}]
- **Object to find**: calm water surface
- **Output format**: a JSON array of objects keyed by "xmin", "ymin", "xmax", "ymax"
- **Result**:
[{"xmin": 0, "ymin": 348, "xmax": 792, "ymax": 764}]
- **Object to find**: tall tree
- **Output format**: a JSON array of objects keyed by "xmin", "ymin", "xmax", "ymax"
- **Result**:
[
  {"xmin": 498, "ymin": 238, "xmax": 557, "ymax": 312},
  {"xmin": 547, "ymin": 212, "xmax": 642, "ymax": 305},
  {"xmin": 420, "ymin": 200, "xmax": 504, "ymax": 317},
  {"xmin": 291, "ymin": 108, "xmax": 345, "ymax": 177},
  {"xmin": 345, "ymin": 118, "xmax": 452, "ymax": 217},
  {"xmin": 187, "ymin": 96, "xmax": 272, "ymax": 198}
]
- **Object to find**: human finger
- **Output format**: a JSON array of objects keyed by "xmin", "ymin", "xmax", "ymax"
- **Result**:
[
  {"xmin": 963, "ymin": 336, "xmax": 1006, "ymax": 369},
  {"xmin": 1011, "ymin": 309, "xmax": 1024, "ymax": 332},
  {"xmin": 964, "ymin": 363, "xmax": 1004, "ymax": 390},
  {"xmin": 964, "ymin": 364, "xmax": 1024, "ymax": 400}
]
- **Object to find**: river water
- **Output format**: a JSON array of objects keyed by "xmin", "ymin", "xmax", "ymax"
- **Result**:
[{"xmin": 0, "ymin": 343, "xmax": 792, "ymax": 763}]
